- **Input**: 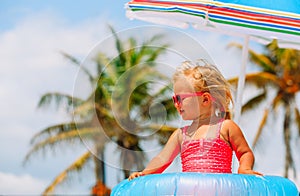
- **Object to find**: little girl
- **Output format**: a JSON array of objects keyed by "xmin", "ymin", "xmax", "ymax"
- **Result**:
[{"xmin": 128, "ymin": 60, "xmax": 262, "ymax": 180}]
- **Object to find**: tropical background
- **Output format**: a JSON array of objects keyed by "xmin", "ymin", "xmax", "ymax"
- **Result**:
[{"xmin": 1, "ymin": 0, "xmax": 299, "ymax": 195}]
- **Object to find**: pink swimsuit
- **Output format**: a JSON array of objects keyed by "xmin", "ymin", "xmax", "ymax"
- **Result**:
[{"xmin": 180, "ymin": 122, "xmax": 233, "ymax": 173}]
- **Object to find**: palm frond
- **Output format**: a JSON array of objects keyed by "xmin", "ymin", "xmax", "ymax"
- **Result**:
[
  {"xmin": 146, "ymin": 44, "xmax": 169, "ymax": 63},
  {"xmin": 245, "ymin": 72, "xmax": 278, "ymax": 86},
  {"xmin": 131, "ymin": 36, "xmax": 168, "ymax": 66},
  {"xmin": 248, "ymin": 52, "xmax": 276, "ymax": 73},
  {"xmin": 37, "ymin": 92, "xmax": 83, "ymax": 111},
  {"xmin": 294, "ymin": 107, "xmax": 300, "ymax": 137},
  {"xmin": 152, "ymin": 82, "xmax": 173, "ymax": 96},
  {"xmin": 108, "ymin": 25, "xmax": 126, "ymax": 66},
  {"xmin": 60, "ymin": 51, "xmax": 95, "ymax": 83},
  {"xmin": 228, "ymin": 72, "xmax": 278, "ymax": 89},
  {"xmin": 43, "ymin": 151, "xmax": 92, "ymax": 195},
  {"xmin": 242, "ymin": 91, "xmax": 267, "ymax": 113},
  {"xmin": 24, "ymin": 128, "xmax": 96, "ymax": 164},
  {"xmin": 227, "ymin": 76, "xmax": 238, "ymax": 86},
  {"xmin": 146, "ymin": 33, "xmax": 165, "ymax": 44},
  {"xmin": 252, "ymin": 108, "xmax": 269, "ymax": 148},
  {"xmin": 125, "ymin": 37, "xmax": 139, "ymax": 67},
  {"xmin": 271, "ymin": 92, "xmax": 284, "ymax": 111},
  {"xmin": 73, "ymin": 102, "xmax": 113, "ymax": 121},
  {"xmin": 30, "ymin": 122, "xmax": 78, "ymax": 144},
  {"xmin": 94, "ymin": 52, "xmax": 111, "ymax": 75}
]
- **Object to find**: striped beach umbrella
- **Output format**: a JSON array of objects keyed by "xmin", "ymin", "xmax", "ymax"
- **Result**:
[
  {"xmin": 126, "ymin": 0, "xmax": 300, "ymax": 48},
  {"xmin": 125, "ymin": 0, "xmax": 300, "ymax": 121}
]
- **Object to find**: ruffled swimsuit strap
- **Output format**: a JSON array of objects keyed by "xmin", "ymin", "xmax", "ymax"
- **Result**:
[
  {"xmin": 181, "ymin": 126, "xmax": 189, "ymax": 141},
  {"xmin": 217, "ymin": 119, "xmax": 224, "ymax": 139}
]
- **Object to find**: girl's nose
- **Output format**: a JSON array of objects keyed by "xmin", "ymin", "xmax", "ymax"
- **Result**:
[{"xmin": 174, "ymin": 102, "xmax": 181, "ymax": 111}]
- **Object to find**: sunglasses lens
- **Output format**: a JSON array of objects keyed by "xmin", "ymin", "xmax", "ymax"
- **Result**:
[
  {"xmin": 176, "ymin": 95, "xmax": 181, "ymax": 104},
  {"xmin": 172, "ymin": 95, "xmax": 181, "ymax": 105}
]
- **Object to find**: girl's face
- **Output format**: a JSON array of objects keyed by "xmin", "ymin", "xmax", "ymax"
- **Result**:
[
  {"xmin": 173, "ymin": 78, "xmax": 202, "ymax": 120},
  {"xmin": 173, "ymin": 76, "xmax": 213, "ymax": 121}
]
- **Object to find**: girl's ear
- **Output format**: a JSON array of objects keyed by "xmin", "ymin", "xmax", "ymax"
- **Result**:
[{"xmin": 202, "ymin": 93, "xmax": 212, "ymax": 104}]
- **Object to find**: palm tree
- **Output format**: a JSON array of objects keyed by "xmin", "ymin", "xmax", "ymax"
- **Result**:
[
  {"xmin": 228, "ymin": 40, "xmax": 300, "ymax": 178},
  {"xmin": 24, "ymin": 26, "xmax": 177, "ymax": 195}
]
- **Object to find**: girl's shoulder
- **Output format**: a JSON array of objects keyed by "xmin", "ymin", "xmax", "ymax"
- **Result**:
[
  {"xmin": 221, "ymin": 119, "xmax": 243, "ymax": 137},
  {"xmin": 222, "ymin": 119, "xmax": 238, "ymax": 128},
  {"xmin": 168, "ymin": 127, "xmax": 183, "ymax": 139},
  {"xmin": 172, "ymin": 127, "xmax": 185, "ymax": 143},
  {"xmin": 220, "ymin": 119, "xmax": 238, "ymax": 138}
]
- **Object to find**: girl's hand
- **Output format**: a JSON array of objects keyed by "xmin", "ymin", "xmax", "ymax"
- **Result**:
[
  {"xmin": 128, "ymin": 171, "xmax": 144, "ymax": 181},
  {"xmin": 238, "ymin": 168, "xmax": 263, "ymax": 176}
]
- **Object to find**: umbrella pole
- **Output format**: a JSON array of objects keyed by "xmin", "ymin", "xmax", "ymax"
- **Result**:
[
  {"xmin": 234, "ymin": 35, "xmax": 249, "ymax": 123},
  {"xmin": 232, "ymin": 35, "xmax": 249, "ymax": 173}
]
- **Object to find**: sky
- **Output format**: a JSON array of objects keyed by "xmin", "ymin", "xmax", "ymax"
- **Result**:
[{"xmin": 0, "ymin": 0, "xmax": 299, "ymax": 195}]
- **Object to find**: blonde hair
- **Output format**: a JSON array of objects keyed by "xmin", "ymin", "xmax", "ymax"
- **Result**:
[{"xmin": 172, "ymin": 60, "xmax": 233, "ymax": 119}]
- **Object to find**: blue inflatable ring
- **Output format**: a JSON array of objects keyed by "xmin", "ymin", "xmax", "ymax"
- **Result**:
[{"xmin": 111, "ymin": 173, "xmax": 299, "ymax": 195}]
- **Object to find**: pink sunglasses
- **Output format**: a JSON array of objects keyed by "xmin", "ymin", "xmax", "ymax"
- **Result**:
[{"xmin": 172, "ymin": 91, "xmax": 205, "ymax": 106}]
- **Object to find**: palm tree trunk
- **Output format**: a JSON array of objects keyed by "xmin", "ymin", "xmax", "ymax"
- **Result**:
[
  {"xmin": 94, "ymin": 148, "xmax": 105, "ymax": 183},
  {"xmin": 283, "ymin": 104, "xmax": 293, "ymax": 178},
  {"xmin": 91, "ymin": 148, "xmax": 111, "ymax": 196}
]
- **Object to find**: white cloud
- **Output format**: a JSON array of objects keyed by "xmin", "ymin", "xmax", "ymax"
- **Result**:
[
  {"xmin": 0, "ymin": 172, "xmax": 47, "ymax": 194},
  {"xmin": 0, "ymin": 9, "xmax": 115, "ymax": 193},
  {"xmin": 0, "ymin": 10, "xmax": 114, "ymax": 131}
]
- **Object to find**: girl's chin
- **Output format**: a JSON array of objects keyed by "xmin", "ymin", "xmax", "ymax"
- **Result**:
[
  {"xmin": 181, "ymin": 113, "xmax": 198, "ymax": 121},
  {"xmin": 180, "ymin": 115, "xmax": 190, "ymax": 121}
]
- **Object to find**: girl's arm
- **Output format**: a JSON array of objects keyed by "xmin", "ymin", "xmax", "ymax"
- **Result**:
[
  {"xmin": 128, "ymin": 128, "xmax": 181, "ymax": 180},
  {"xmin": 226, "ymin": 120, "xmax": 262, "ymax": 175}
]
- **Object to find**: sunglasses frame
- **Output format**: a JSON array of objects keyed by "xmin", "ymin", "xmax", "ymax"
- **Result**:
[{"xmin": 172, "ymin": 91, "xmax": 205, "ymax": 106}]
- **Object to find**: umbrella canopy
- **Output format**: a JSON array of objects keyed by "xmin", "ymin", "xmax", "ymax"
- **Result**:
[
  {"xmin": 126, "ymin": 0, "xmax": 300, "ymax": 48},
  {"xmin": 125, "ymin": 0, "xmax": 300, "ymax": 122}
]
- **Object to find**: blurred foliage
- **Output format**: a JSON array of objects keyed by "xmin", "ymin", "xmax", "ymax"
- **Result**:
[{"xmin": 24, "ymin": 25, "xmax": 178, "ymax": 195}]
